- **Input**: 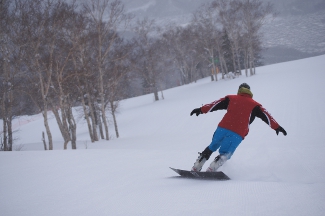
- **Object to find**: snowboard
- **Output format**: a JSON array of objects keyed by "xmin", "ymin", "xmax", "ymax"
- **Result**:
[{"xmin": 170, "ymin": 167, "xmax": 230, "ymax": 180}]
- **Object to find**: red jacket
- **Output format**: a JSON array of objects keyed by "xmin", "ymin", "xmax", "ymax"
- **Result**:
[{"xmin": 201, "ymin": 93, "xmax": 279, "ymax": 138}]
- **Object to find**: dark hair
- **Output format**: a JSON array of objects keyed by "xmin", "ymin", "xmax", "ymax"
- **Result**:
[{"xmin": 239, "ymin": 83, "xmax": 250, "ymax": 90}]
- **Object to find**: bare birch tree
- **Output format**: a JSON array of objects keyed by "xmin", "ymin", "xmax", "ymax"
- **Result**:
[
  {"xmin": 0, "ymin": 0, "xmax": 14, "ymax": 151},
  {"xmin": 17, "ymin": 0, "xmax": 58, "ymax": 150},
  {"xmin": 218, "ymin": 0, "xmax": 243, "ymax": 75},
  {"xmin": 83, "ymin": 0, "xmax": 132, "ymax": 140},
  {"xmin": 105, "ymin": 38, "xmax": 132, "ymax": 138},
  {"xmin": 68, "ymin": 10, "xmax": 99, "ymax": 143},
  {"xmin": 49, "ymin": 2, "xmax": 80, "ymax": 149},
  {"xmin": 240, "ymin": 0, "xmax": 275, "ymax": 76},
  {"xmin": 192, "ymin": 3, "xmax": 224, "ymax": 81},
  {"xmin": 133, "ymin": 18, "xmax": 164, "ymax": 100}
]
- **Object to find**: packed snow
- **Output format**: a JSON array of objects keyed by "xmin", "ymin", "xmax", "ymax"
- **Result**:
[{"xmin": 1, "ymin": 55, "xmax": 325, "ymax": 216}]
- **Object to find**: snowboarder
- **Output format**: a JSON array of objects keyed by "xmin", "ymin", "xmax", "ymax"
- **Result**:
[{"xmin": 190, "ymin": 83, "xmax": 287, "ymax": 172}]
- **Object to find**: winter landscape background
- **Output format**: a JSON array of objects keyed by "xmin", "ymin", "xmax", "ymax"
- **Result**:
[
  {"xmin": 1, "ymin": 54, "xmax": 325, "ymax": 215},
  {"xmin": 1, "ymin": 0, "xmax": 325, "ymax": 215},
  {"xmin": 120, "ymin": 0, "xmax": 325, "ymax": 64}
]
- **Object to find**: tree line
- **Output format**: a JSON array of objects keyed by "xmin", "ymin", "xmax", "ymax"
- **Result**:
[{"xmin": 0, "ymin": 0, "xmax": 274, "ymax": 151}]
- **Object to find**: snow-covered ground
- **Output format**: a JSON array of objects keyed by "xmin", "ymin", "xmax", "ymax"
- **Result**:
[
  {"xmin": 1, "ymin": 55, "xmax": 325, "ymax": 215},
  {"xmin": 263, "ymin": 10, "xmax": 325, "ymax": 54}
]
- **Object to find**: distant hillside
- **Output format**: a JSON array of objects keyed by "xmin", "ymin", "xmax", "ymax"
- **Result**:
[{"xmin": 120, "ymin": 0, "xmax": 325, "ymax": 65}]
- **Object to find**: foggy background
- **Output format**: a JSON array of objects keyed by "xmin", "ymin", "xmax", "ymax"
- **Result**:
[{"xmin": 120, "ymin": 0, "xmax": 325, "ymax": 64}]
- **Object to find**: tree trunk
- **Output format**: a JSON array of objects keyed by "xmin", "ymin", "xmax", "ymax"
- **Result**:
[
  {"xmin": 70, "ymin": 125, "xmax": 77, "ymax": 149},
  {"xmin": 80, "ymin": 92, "xmax": 94, "ymax": 142},
  {"xmin": 110, "ymin": 101, "xmax": 119, "ymax": 138},
  {"xmin": 86, "ymin": 86, "xmax": 98, "ymax": 141},
  {"xmin": 51, "ymin": 106, "xmax": 71, "ymax": 150},
  {"xmin": 160, "ymin": 88, "xmax": 165, "ymax": 100},
  {"xmin": 231, "ymin": 47, "xmax": 237, "ymax": 75},
  {"xmin": 220, "ymin": 56, "xmax": 228, "ymax": 79},
  {"xmin": 1, "ymin": 92, "xmax": 8, "ymax": 151},
  {"xmin": 244, "ymin": 49, "xmax": 248, "ymax": 77},
  {"xmin": 210, "ymin": 68, "xmax": 215, "ymax": 81},
  {"xmin": 216, "ymin": 48, "xmax": 224, "ymax": 80},
  {"xmin": 36, "ymin": 53, "xmax": 54, "ymax": 149},
  {"xmin": 249, "ymin": 49, "xmax": 254, "ymax": 76},
  {"xmin": 100, "ymin": 101, "xmax": 109, "ymax": 140},
  {"xmin": 42, "ymin": 109, "xmax": 53, "ymax": 150},
  {"xmin": 67, "ymin": 106, "xmax": 77, "ymax": 149},
  {"xmin": 2, "ymin": 118, "xmax": 8, "ymax": 151},
  {"xmin": 153, "ymin": 85, "xmax": 159, "ymax": 101},
  {"xmin": 97, "ymin": 27, "xmax": 109, "ymax": 141},
  {"xmin": 212, "ymin": 63, "xmax": 218, "ymax": 82},
  {"xmin": 42, "ymin": 131, "xmax": 47, "ymax": 150},
  {"xmin": 7, "ymin": 117, "xmax": 12, "ymax": 151},
  {"xmin": 236, "ymin": 51, "xmax": 242, "ymax": 76},
  {"xmin": 249, "ymin": 45, "xmax": 254, "ymax": 76},
  {"xmin": 91, "ymin": 108, "xmax": 99, "ymax": 141},
  {"xmin": 99, "ymin": 67, "xmax": 109, "ymax": 140},
  {"xmin": 98, "ymin": 112, "xmax": 105, "ymax": 140},
  {"xmin": 7, "ymin": 89, "xmax": 13, "ymax": 151}
]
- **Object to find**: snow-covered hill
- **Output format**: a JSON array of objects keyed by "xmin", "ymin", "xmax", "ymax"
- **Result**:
[
  {"xmin": 120, "ymin": 0, "xmax": 325, "ymax": 64},
  {"xmin": 262, "ymin": 9, "xmax": 325, "ymax": 65},
  {"xmin": 1, "ymin": 55, "xmax": 325, "ymax": 215}
]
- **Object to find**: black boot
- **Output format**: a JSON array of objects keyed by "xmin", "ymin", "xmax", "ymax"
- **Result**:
[{"xmin": 191, "ymin": 147, "xmax": 213, "ymax": 171}]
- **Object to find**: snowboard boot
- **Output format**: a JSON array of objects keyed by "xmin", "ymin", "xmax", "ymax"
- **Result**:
[
  {"xmin": 191, "ymin": 147, "xmax": 213, "ymax": 172},
  {"xmin": 206, "ymin": 154, "xmax": 227, "ymax": 172}
]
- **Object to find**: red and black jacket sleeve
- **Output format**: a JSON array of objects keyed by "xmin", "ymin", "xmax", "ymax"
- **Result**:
[
  {"xmin": 251, "ymin": 105, "xmax": 280, "ymax": 130},
  {"xmin": 201, "ymin": 97, "xmax": 229, "ymax": 113}
]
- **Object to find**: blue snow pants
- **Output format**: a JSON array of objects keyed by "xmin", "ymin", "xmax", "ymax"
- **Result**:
[{"xmin": 208, "ymin": 127, "xmax": 243, "ymax": 159}]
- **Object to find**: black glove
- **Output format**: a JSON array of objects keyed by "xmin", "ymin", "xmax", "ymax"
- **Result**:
[
  {"xmin": 276, "ymin": 126, "xmax": 287, "ymax": 136},
  {"xmin": 190, "ymin": 108, "xmax": 202, "ymax": 116}
]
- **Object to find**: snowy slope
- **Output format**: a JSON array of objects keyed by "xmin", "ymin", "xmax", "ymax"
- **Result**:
[
  {"xmin": 1, "ymin": 55, "xmax": 325, "ymax": 216},
  {"xmin": 121, "ymin": 0, "xmax": 325, "ymax": 56}
]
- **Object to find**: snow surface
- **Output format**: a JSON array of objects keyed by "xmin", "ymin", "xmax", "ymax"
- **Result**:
[
  {"xmin": 1, "ymin": 55, "xmax": 325, "ymax": 216},
  {"xmin": 126, "ymin": 0, "xmax": 156, "ymax": 13},
  {"xmin": 263, "ymin": 10, "xmax": 325, "ymax": 54}
]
